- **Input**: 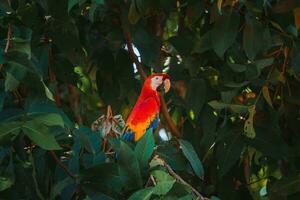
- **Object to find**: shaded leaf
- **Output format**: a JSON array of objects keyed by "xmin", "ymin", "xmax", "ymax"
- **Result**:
[
  {"xmin": 193, "ymin": 31, "xmax": 212, "ymax": 54},
  {"xmin": 216, "ymin": 132, "xmax": 244, "ymax": 177},
  {"xmin": 269, "ymin": 176, "xmax": 300, "ymax": 198},
  {"xmin": 179, "ymin": 139, "xmax": 204, "ymax": 179},
  {"xmin": 211, "ymin": 9, "xmax": 240, "ymax": 57},
  {"xmin": 110, "ymin": 139, "xmax": 142, "ymax": 188},
  {"xmin": 4, "ymin": 72, "xmax": 20, "ymax": 92},
  {"xmin": 134, "ymin": 129, "xmax": 155, "ymax": 168},
  {"xmin": 51, "ymin": 177, "xmax": 74, "ymax": 200},
  {"xmin": 243, "ymin": 16, "xmax": 264, "ymax": 60},
  {"xmin": 208, "ymin": 100, "xmax": 248, "ymax": 114},
  {"xmin": 262, "ymin": 85, "xmax": 273, "ymax": 108},
  {"xmin": 186, "ymin": 79, "xmax": 206, "ymax": 120},
  {"xmin": 0, "ymin": 121, "xmax": 22, "ymax": 142},
  {"xmin": 68, "ymin": 0, "xmax": 79, "ymax": 12},
  {"xmin": 128, "ymin": 1, "xmax": 141, "ymax": 24}
]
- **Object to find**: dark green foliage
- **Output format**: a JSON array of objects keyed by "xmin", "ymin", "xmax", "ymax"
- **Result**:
[{"xmin": 0, "ymin": 0, "xmax": 300, "ymax": 199}]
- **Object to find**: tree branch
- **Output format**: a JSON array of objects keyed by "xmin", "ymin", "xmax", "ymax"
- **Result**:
[
  {"xmin": 50, "ymin": 151, "xmax": 76, "ymax": 179},
  {"xmin": 123, "ymin": 31, "xmax": 147, "ymax": 81},
  {"xmin": 121, "ymin": 17, "xmax": 181, "ymax": 138},
  {"xmin": 163, "ymin": 159, "xmax": 207, "ymax": 200},
  {"xmin": 160, "ymin": 95, "xmax": 181, "ymax": 137}
]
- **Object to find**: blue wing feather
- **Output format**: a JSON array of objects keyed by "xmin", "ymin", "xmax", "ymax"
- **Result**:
[{"xmin": 122, "ymin": 114, "xmax": 159, "ymax": 141}]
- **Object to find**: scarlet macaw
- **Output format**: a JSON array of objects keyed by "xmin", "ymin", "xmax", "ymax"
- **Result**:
[{"xmin": 122, "ymin": 73, "xmax": 171, "ymax": 141}]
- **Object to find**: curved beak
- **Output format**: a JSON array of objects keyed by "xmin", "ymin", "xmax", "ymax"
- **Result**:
[{"xmin": 163, "ymin": 78, "xmax": 171, "ymax": 93}]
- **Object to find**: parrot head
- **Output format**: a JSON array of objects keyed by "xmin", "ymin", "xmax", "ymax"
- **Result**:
[{"xmin": 144, "ymin": 73, "xmax": 171, "ymax": 93}]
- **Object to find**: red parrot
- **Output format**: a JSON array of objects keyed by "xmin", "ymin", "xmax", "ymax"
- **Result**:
[{"xmin": 123, "ymin": 73, "xmax": 171, "ymax": 141}]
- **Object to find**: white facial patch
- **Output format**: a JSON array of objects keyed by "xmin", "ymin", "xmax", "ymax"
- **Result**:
[{"xmin": 150, "ymin": 76, "xmax": 163, "ymax": 90}]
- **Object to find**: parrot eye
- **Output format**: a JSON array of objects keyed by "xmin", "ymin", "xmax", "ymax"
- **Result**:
[{"xmin": 155, "ymin": 77, "xmax": 159, "ymax": 80}]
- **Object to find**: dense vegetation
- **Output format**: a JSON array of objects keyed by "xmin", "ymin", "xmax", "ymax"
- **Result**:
[{"xmin": 0, "ymin": 0, "xmax": 300, "ymax": 199}]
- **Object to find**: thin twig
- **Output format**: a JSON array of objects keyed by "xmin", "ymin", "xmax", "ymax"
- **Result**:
[
  {"xmin": 50, "ymin": 151, "xmax": 76, "ymax": 179},
  {"xmin": 4, "ymin": 23, "xmax": 12, "ymax": 53},
  {"xmin": 163, "ymin": 160, "xmax": 206, "ymax": 200},
  {"xmin": 150, "ymin": 175, "xmax": 157, "ymax": 185}
]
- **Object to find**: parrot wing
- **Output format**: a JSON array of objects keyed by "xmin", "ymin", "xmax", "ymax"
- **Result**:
[{"xmin": 124, "ymin": 96, "xmax": 160, "ymax": 141}]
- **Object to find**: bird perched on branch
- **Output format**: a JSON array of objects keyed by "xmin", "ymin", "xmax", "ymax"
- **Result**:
[{"xmin": 122, "ymin": 73, "xmax": 171, "ymax": 141}]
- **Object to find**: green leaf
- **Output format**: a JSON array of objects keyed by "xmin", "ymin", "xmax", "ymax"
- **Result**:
[
  {"xmin": 211, "ymin": 9, "xmax": 240, "ymax": 57},
  {"xmin": 262, "ymin": 85, "xmax": 273, "ymax": 108},
  {"xmin": 5, "ymin": 72, "xmax": 20, "ymax": 92},
  {"xmin": 186, "ymin": 79, "xmax": 206, "ymax": 120},
  {"xmin": 10, "ymin": 38, "xmax": 31, "ymax": 59},
  {"xmin": 178, "ymin": 194, "xmax": 194, "ymax": 200},
  {"xmin": 179, "ymin": 140, "xmax": 204, "ymax": 179},
  {"xmin": 211, "ymin": 196, "xmax": 221, "ymax": 200},
  {"xmin": 128, "ymin": 1, "xmax": 141, "ymax": 24},
  {"xmin": 133, "ymin": 26, "xmax": 161, "ymax": 67},
  {"xmin": 0, "ymin": 121, "xmax": 22, "ymax": 143},
  {"xmin": 269, "ymin": 176, "xmax": 300, "ymax": 198},
  {"xmin": 246, "ymin": 128, "xmax": 290, "ymax": 159},
  {"xmin": 110, "ymin": 139, "xmax": 142, "ymax": 188},
  {"xmin": 33, "ymin": 113, "xmax": 64, "ymax": 127},
  {"xmin": 216, "ymin": 132, "xmax": 244, "ymax": 177},
  {"xmin": 151, "ymin": 170, "xmax": 176, "ymax": 195},
  {"xmin": 80, "ymin": 162, "xmax": 126, "ymax": 193},
  {"xmin": 42, "ymin": 80, "xmax": 55, "ymax": 101},
  {"xmin": 5, "ymin": 51, "xmax": 36, "ymax": 72},
  {"xmin": 254, "ymin": 58, "xmax": 274, "ymax": 70},
  {"xmin": 68, "ymin": 0, "xmax": 79, "ymax": 12},
  {"xmin": 151, "ymin": 170, "xmax": 175, "ymax": 183},
  {"xmin": 22, "ymin": 121, "xmax": 61, "ymax": 150},
  {"xmin": 228, "ymin": 63, "xmax": 247, "ymax": 73},
  {"xmin": 192, "ymin": 31, "xmax": 212, "ymax": 54},
  {"xmin": 186, "ymin": 0, "xmax": 205, "ymax": 24},
  {"xmin": 208, "ymin": 100, "xmax": 248, "ymax": 114},
  {"xmin": 243, "ymin": 16, "xmax": 265, "ymax": 61},
  {"xmin": 169, "ymin": 35, "xmax": 195, "ymax": 56},
  {"xmin": 134, "ymin": 129, "xmax": 155, "ymax": 168},
  {"xmin": 200, "ymin": 105, "xmax": 218, "ymax": 151},
  {"xmin": 0, "ymin": 174, "xmax": 14, "ymax": 191},
  {"xmin": 243, "ymin": 105, "xmax": 256, "ymax": 139},
  {"xmin": 50, "ymin": 177, "xmax": 74, "ymax": 200},
  {"xmin": 128, "ymin": 187, "xmax": 154, "ymax": 200}
]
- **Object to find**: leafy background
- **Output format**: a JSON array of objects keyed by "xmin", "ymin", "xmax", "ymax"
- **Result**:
[{"xmin": 0, "ymin": 0, "xmax": 300, "ymax": 199}]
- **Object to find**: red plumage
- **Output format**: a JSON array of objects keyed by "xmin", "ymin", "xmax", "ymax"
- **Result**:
[{"xmin": 125, "ymin": 73, "xmax": 170, "ymax": 141}]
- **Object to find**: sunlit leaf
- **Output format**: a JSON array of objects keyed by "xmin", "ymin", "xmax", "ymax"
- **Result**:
[
  {"xmin": 151, "ymin": 170, "xmax": 176, "ymax": 195},
  {"xmin": 128, "ymin": 187, "xmax": 154, "ymax": 200},
  {"xmin": 244, "ymin": 105, "xmax": 256, "ymax": 139},
  {"xmin": 22, "ymin": 121, "xmax": 61, "ymax": 150},
  {"xmin": 33, "ymin": 113, "xmax": 64, "ymax": 127}
]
